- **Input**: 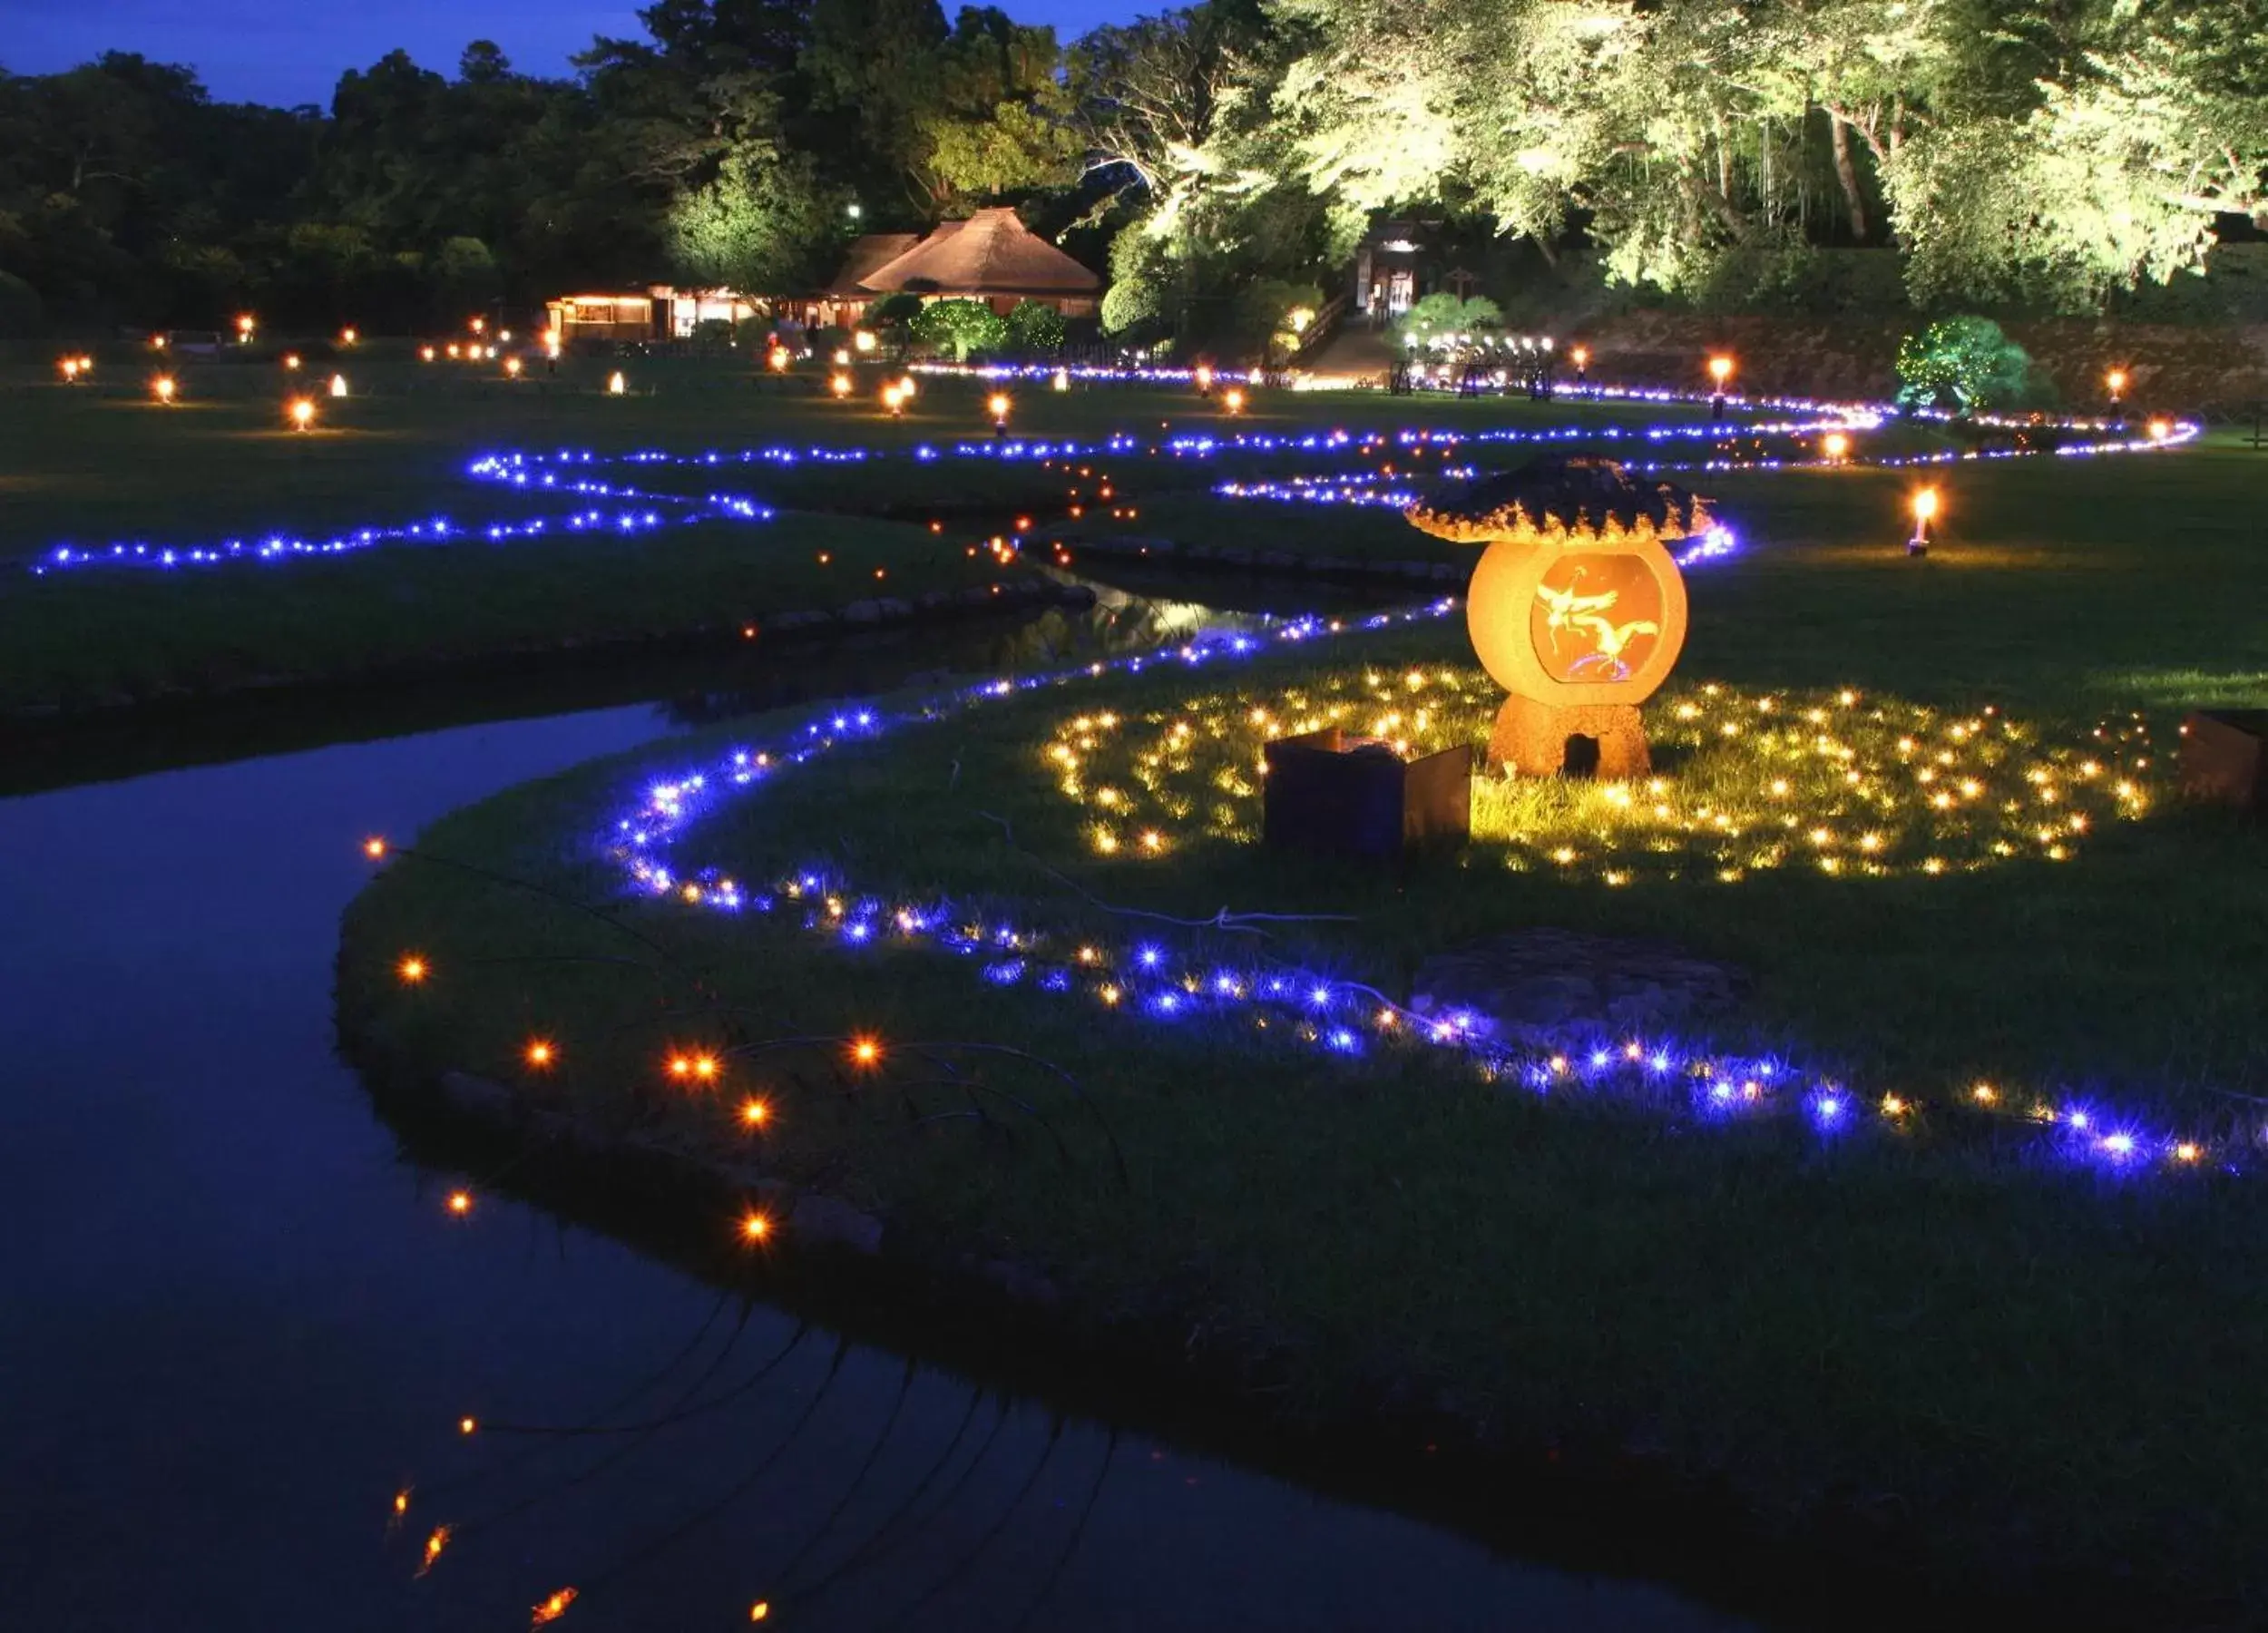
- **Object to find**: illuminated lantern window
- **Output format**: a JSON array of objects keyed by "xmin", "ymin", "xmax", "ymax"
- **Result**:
[{"xmin": 1405, "ymin": 456, "xmax": 1709, "ymax": 778}]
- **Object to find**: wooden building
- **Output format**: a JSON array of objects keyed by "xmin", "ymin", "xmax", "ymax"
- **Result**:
[{"xmin": 549, "ymin": 210, "xmax": 1100, "ymax": 343}]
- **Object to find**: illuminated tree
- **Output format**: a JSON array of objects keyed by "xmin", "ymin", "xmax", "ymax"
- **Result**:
[
  {"xmin": 911, "ymin": 296, "xmax": 1009, "ymax": 358},
  {"xmin": 1004, "ymin": 297, "xmax": 1067, "ymax": 353},
  {"xmin": 1894, "ymin": 317, "xmax": 2036, "ymax": 412}
]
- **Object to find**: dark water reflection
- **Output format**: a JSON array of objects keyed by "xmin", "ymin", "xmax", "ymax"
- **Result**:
[{"xmin": 0, "ymin": 631, "xmax": 1750, "ymax": 1628}]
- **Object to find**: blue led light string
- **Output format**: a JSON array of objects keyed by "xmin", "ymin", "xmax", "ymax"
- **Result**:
[{"xmin": 533, "ymin": 541, "xmax": 2233, "ymax": 1183}]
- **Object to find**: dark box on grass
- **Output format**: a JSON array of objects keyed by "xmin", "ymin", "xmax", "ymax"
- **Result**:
[
  {"xmin": 1262, "ymin": 728, "xmax": 1471, "ymax": 861},
  {"xmin": 2181, "ymin": 709, "xmax": 2268, "ymax": 814}
]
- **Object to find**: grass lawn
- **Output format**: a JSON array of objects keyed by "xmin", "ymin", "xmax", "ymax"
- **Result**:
[
  {"xmin": 339, "ymin": 434, "xmax": 2268, "ymax": 1619},
  {"xmin": 0, "ymin": 355, "xmax": 1804, "ymax": 711}
]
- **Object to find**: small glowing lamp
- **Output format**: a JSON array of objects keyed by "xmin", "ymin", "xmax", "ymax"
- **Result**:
[
  {"xmin": 327, "ymin": 373, "xmax": 348, "ymax": 398},
  {"xmin": 151, "ymin": 333, "xmax": 168, "ymax": 349},
  {"xmin": 1908, "ymin": 486, "xmax": 1939, "ymax": 557},
  {"xmin": 339, "ymin": 327, "xmax": 358, "ymax": 347},
  {"xmin": 829, "ymin": 372, "xmax": 852, "ymax": 397},
  {"xmin": 235, "ymin": 313, "xmax": 256, "ymax": 341},
  {"xmin": 607, "ymin": 370, "xmax": 627, "ymax": 396},
  {"xmin": 767, "ymin": 346, "xmax": 790, "ymax": 372},
  {"xmin": 288, "ymin": 396, "xmax": 317, "ymax": 432},
  {"xmin": 854, "ymin": 329, "xmax": 876, "ymax": 353},
  {"xmin": 2146, "ymin": 416, "xmax": 2172, "ymax": 443},
  {"xmin": 987, "ymin": 391, "xmax": 1012, "ymax": 425},
  {"xmin": 1222, "ymin": 386, "xmax": 1246, "ymax": 415},
  {"xmin": 1194, "ymin": 363, "xmax": 1214, "ymax": 394},
  {"xmin": 1707, "ymin": 354, "xmax": 1735, "ymax": 388},
  {"xmin": 283, "ymin": 353, "xmax": 301, "ymax": 370},
  {"xmin": 152, "ymin": 375, "xmax": 176, "ymax": 405},
  {"xmin": 832, "ymin": 348, "xmax": 850, "ymax": 367},
  {"xmin": 1051, "ymin": 367, "xmax": 1069, "ymax": 392},
  {"xmin": 469, "ymin": 317, "xmax": 485, "ymax": 335},
  {"xmin": 59, "ymin": 357, "xmax": 82, "ymax": 383},
  {"xmin": 2105, "ymin": 367, "xmax": 2128, "ymax": 405},
  {"xmin": 1822, "ymin": 430, "xmax": 1850, "ymax": 460},
  {"xmin": 503, "ymin": 356, "xmax": 523, "ymax": 378},
  {"xmin": 1570, "ymin": 345, "xmax": 1589, "ymax": 375},
  {"xmin": 420, "ymin": 346, "xmax": 436, "ymax": 362},
  {"xmin": 446, "ymin": 1190, "xmax": 472, "ymax": 1215},
  {"xmin": 740, "ymin": 1212, "xmax": 771, "ymax": 1242}
]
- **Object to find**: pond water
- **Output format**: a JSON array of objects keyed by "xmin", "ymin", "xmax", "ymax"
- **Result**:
[{"xmin": 0, "ymin": 595, "xmax": 1755, "ymax": 1631}]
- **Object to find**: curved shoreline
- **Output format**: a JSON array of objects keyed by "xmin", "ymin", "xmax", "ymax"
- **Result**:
[{"xmin": 337, "ymin": 1022, "xmax": 2199, "ymax": 1633}]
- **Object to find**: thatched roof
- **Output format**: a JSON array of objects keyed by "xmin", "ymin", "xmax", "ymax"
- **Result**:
[
  {"xmin": 855, "ymin": 209, "xmax": 1100, "ymax": 298},
  {"xmin": 827, "ymin": 233, "xmax": 923, "ymax": 296},
  {"xmin": 1404, "ymin": 455, "xmax": 1715, "ymax": 546}
]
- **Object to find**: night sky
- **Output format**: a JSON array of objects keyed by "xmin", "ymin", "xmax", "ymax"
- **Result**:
[{"xmin": 0, "ymin": 0, "xmax": 1130, "ymax": 107}]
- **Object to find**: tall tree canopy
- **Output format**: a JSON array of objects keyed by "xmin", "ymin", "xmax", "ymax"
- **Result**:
[{"xmin": 5, "ymin": 0, "xmax": 2263, "ymax": 329}]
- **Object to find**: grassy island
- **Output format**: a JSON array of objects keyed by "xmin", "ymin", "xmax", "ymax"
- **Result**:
[{"xmin": 339, "ymin": 424, "xmax": 2268, "ymax": 1624}]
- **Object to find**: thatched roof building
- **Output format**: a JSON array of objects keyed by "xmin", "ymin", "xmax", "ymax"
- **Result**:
[{"xmin": 805, "ymin": 209, "xmax": 1100, "ymax": 326}]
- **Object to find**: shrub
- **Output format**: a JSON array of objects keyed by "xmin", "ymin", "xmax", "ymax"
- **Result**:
[
  {"xmin": 911, "ymin": 297, "xmax": 1008, "ymax": 361},
  {"xmin": 1004, "ymin": 298, "xmax": 1066, "ymax": 355},
  {"xmin": 1895, "ymin": 316, "xmax": 2037, "ymax": 413}
]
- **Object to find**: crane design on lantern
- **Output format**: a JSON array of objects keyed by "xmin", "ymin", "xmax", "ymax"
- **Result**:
[{"xmin": 1405, "ymin": 455, "xmax": 1718, "ymax": 778}]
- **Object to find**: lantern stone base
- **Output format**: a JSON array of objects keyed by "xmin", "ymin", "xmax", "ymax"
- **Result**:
[{"xmin": 1491, "ymin": 694, "xmax": 1651, "ymax": 780}]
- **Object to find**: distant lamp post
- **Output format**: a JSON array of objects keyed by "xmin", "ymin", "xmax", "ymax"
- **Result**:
[
  {"xmin": 503, "ymin": 356, "xmax": 523, "ymax": 379},
  {"xmin": 607, "ymin": 370, "xmax": 627, "ymax": 396},
  {"xmin": 151, "ymin": 333, "xmax": 168, "ymax": 350},
  {"xmin": 1570, "ymin": 345, "xmax": 1589, "ymax": 383},
  {"xmin": 882, "ymin": 381, "xmax": 907, "ymax": 416},
  {"xmin": 327, "ymin": 372, "xmax": 348, "ymax": 398},
  {"xmin": 1194, "ymin": 363, "xmax": 1214, "ymax": 396},
  {"xmin": 767, "ymin": 345, "xmax": 790, "ymax": 373},
  {"xmin": 846, "ymin": 201, "xmax": 863, "ymax": 220},
  {"xmin": 420, "ymin": 346, "xmax": 436, "ymax": 363},
  {"xmin": 1908, "ymin": 486, "xmax": 1939, "ymax": 557},
  {"xmin": 469, "ymin": 318, "xmax": 486, "ymax": 336},
  {"xmin": 283, "ymin": 353, "xmax": 302, "ymax": 371},
  {"xmin": 236, "ymin": 313, "xmax": 257, "ymax": 344},
  {"xmin": 1707, "ymin": 353, "xmax": 1734, "ymax": 418},
  {"xmin": 2106, "ymin": 367, "xmax": 2128, "ymax": 409},
  {"xmin": 152, "ymin": 375, "xmax": 177, "ymax": 405},
  {"xmin": 2146, "ymin": 416, "xmax": 2173, "ymax": 443},
  {"xmin": 59, "ymin": 357, "xmax": 83, "ymax": 383},
  {"xmin": 1822, "ymin": 430, "xmax": 1851, "ymax": 462},
  {"xmin": 288, "ymin": 396, "xmax": 317, "ymax": 433},
  {"xmin": 1222, "ymin": 386, "xmax": 1246, "ymax": 415},
  {"xmin": 987, "ymin": 390, "xmax": 1012, "ymax": 435},
  {"xmin": 829, "ymin": 372, "xmax": 852, "ymax": 398},
  {"xmin": 854, "ymin": 329, "xmax": 876, "ymax": 354},
  {"xmin": 339, "ymin": 327, "xmax": 358, "ymax": 347}
]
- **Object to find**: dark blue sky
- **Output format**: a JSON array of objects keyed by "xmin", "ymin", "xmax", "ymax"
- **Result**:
[{"xmin": 0, "ymin": 0, "xmax": 1128, "ymax": 107}]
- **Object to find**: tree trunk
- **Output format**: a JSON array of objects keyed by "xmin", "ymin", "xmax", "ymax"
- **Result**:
[{"xmin": 1828, "ymin": 112, "xmax": 1869, "ymax": 241}]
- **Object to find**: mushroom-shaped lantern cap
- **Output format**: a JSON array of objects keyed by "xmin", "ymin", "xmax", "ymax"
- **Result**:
[{"xmin": 1404, "ymin": 455, "xmax": 1715, "ymax": 546}]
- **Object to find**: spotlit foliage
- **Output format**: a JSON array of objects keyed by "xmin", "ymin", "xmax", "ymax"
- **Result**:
[{"xmin": 1893, "ymin": 317, "xmax": 2037, "ymax": 414}]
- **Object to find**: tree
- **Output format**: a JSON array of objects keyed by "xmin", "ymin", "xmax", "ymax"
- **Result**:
[
  {"xmin": 1894, "ymin": 316, "xmax": 2036, "ymax": 411},
  {"xmin": 1005, "ymin": 297, "xmax": 1066, "ymax": 352},
  {"xmin": 669, "ymin": 152, "xmax": 839, "ymax": 290},
  {"xmin": 911, "ymin": 296, "xmax": 1008, "ymax": 357}
]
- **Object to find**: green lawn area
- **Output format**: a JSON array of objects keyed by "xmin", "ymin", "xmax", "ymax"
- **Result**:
[
  {"xmin": 1, "ymin": 352, "xmax": 1809, "ymax": 710},
  {"xmin": 338, "ymin": 433, "xmax": 2268, "ymax": 1616}
]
